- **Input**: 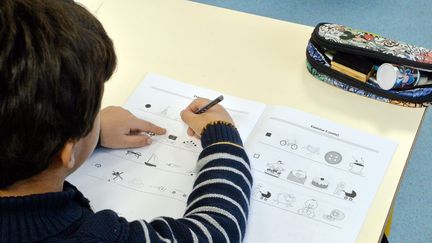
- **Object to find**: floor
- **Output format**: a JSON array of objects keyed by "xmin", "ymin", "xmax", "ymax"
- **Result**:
[{"xmin": 192, "ymin": 1, "xmax": 432, "ymax": 242}]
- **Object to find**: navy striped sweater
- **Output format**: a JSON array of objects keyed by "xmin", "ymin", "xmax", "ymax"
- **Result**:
[{"xmin": 0, "ymin": 123, "xmax": 252, "ymax": 243}]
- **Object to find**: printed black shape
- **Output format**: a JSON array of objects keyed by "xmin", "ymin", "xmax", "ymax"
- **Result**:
[
  {"xmin": 126, "ymin": 150, "xmax": 142, "ymax": 159},
  {"xmin": 343, "ymin": 190, "xmax": 357, "ymax": 201},
  {"xmin": 112, "ymin": 171, "xmax": 124, "ymax": 180},
  {"xmin": 259, "ymin": 191, "xmax": 272, "ymax": 201},
  {"xmin": 183, "ymin": 140, "xmax": 197, "ymax": 147}
]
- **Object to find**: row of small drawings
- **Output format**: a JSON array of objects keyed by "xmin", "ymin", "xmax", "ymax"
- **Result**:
[
  {"xmin": 142, "ymin": 104, "xmax": 183, "ymax": 122},
  {"xmin": 138, "ymin": 104, "xmax": 181, "ymax": 122},
  {"xmin": 255, "ymin": 150, "xmax": 365, "ymax": 176},
  {"xmin": 93, "ymin": 167, "xmax": 190, "ymax": 200},
  {"xmin": 149, "ymin": 185, "xmax": 188, "ymax": 199},
  {"xmin": 137, "ymin": 132, "xmax": 200, "ymax": 151},
  {"xmin": 253, "ymin": 184, "xmax": 346, "ymax": 223},
  {"xmin": 96, "ymin": 157, "xmax": 196, "ymax": 177},
  {"xmin": 128, "ymin": 179, "xmax": 189, "ymax": 201},
  {"xmin": 261, "ymin": 160, "xmax": 357, "ymax": 201},
  {"xmin": 264, "ymin": 132, "xmax": 366, "ymax": 174},
  {"xmin": 116, "ymin": 176, "xmax": 189, "ymax": 201}
]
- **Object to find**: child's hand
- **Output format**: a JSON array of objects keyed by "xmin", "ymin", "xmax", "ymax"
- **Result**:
[
  {"xmin": 180, "ymin": 98, "xmax": 234, "ymax": 138},
  {"xmin": 100, "ymin": 106, "xmax": 166, "ymax": 148}
]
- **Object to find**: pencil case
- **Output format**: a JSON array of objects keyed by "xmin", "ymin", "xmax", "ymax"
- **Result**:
[{"xmin": 306, "ymin": 23, "xmax": 432, "ymax": 108}]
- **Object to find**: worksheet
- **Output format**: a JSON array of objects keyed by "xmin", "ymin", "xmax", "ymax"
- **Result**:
[
  {"xmin": 243, "ymin": 106, "xmax": 397, "ymax": 243},
  {"xmin": 68, "ymin": 74, "xmax": 397, "ymax": 243},
  {"xmin": 68, "ymin": 73, "xmax": 266, "ymax": 219}
]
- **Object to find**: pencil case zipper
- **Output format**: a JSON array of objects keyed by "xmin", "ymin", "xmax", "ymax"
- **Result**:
[
  {"xmin": 306, "ymin": 44, "xmax": 432, "ymax": 103},
  {"xmin": 310, "ymin": 23, "xmax": 432, "ymax": 71},
  {"xmin": 307, "ymin": 23, "xmax": 432, "ymax": 103}
]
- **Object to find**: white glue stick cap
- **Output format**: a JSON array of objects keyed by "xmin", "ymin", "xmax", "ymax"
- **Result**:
[{"xmin": 376, "ymin": 63, "xmax": 398, "ymax": 90}]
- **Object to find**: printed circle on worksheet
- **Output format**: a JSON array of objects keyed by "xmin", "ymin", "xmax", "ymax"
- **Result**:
[{"xmin": 324, "ymin": 151, "xmax": 342, "ymax": 164}]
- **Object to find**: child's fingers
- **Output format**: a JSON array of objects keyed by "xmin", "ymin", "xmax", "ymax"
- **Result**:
[
  {"xmin": 185, "ymin": 98, "xmax": 211, "ymax": 113},
  {"xmin": 121, "ymin": 134, "xmax": 152, "ymax": 148},
  {"xmin": 129, "ymin": 118, "xmax": 166, "ymax": 135},
  {"xmin": 180, "ymin": 109, "xmax": 196, "ymax": 124},
  {"xmin": 181, "ymin": 100, "xmax": 208, "ymax": 124}
]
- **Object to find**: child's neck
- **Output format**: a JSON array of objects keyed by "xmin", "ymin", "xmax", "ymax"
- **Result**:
[{"xmin": 0, "ymin": 165, "xmax": 65, "ymax": 197}]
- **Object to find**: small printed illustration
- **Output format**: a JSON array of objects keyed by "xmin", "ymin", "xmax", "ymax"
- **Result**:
[
  {"xmin": 166, "ymin": 162, "xmax": 181, "ymax": 168},
  {"xmin": 154, "ymin": 185, "xmax": 167, "ymax": 192},
  {"xmin": 164, "ymin": 163, "xmax": 196, "ymax": 176},
  {"xmin": 253, "ymin": 184, "xmax": 272, "ymax": 201},
  {"xmin": 274, "ymin": 193, "xmax": 296, "ymax": 207},
  {"xmin": 145, "ymin": 104, "xmax": 151, "ymax": 109},
  {"xmin": 297, "ymin": 199, "xmax": 318, "ymax": 218},
  {"xmin": 259, "ymin": 191, "xmax": 272, "ymax": 201},
  {"xmin": 163, "ymin": 134, "xmax": 178, "ymax": 145},
  {"xmin": 253, "ymin": 184, "xmax": 263, "ymax": 197},
  {"xmin": 287, "ymin": 169, "xmax": 307, "ymax": 184},
  {"xmin": 126, "ymin": 150, "xmax": 142, "ymax": 159},
  {"xmin": 265, "ymin": 160, "xmax": 285, "ymax": 177},
  {"xmin": 144, "ymin": 153, "xmax": 158, "ymax": 167},
  {"xmin": 94, "ymin": 163, "xmax": 102, "ymax": 168},
  {"xmin": 171, "ymin": 189, "xmax": 188, "ymax": 198},
  {"xmin": 349, "ymin": 157, "xmax": 365, "ymax": 175},
  {"xmin": 334, "ymin": 182, "xmax": 357, "ymax": 201},
  {"xmin": 324, "ymin": 151, "xmax": 343, "ymax": 164},
  {"xmin": 253, "ymin": 153, "xmax": 261, "ymax": 159},
  {"xmin": 280, "ymin": 139, "xmax": 298, "ymax": 150},
  {"xmin": 182, "ymin": 140, "xmax": 198, "ymax": 148},
  {"xmin": 160, "ymin": 106, "xmax": 170, "ymax": 116},
  {"xmin": 111, "ymin": 171, "xmax": 124, "ymax": 181},
  {"xmin": 323, "ymin": 209, "xmax": 345, "ymax": 222},
  {"xmin": 151, "ymin": 185, "xmax": 188, "ymax": 199},
  {"xmin": 186, "ymin": 169, "xmax": 196, "ymax": 177},
  {"xmin": 303, "ymin": 144, "xmax": 320, "ymax": 156},
  {"xmin": 128, "ymin": 177, "xmax": 146, "ymax": 188},
  {"xmin": 311, "ymin": 177, "xmax": 330, "ymax": 189},
  {"xmin": 343, "ymin": 190, "xmax": 357, "ymax": 201},
  {"xmin": 334, "ymin": 182, "xmax": 346, "ymax": 195},
  {"xmin": 265, "ymin": 132, "xmax": 272, "ymax": 137}
]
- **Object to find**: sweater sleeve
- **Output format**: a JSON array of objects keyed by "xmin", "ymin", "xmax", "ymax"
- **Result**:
[{"xmin": 127, "ymin": 123, "xmax": 252, "ymax": 243}]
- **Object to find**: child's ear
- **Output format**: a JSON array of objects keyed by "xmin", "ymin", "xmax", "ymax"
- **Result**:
[{"xmin": 59, "ymin": 141, "xmax": 76, "ymax": 169}]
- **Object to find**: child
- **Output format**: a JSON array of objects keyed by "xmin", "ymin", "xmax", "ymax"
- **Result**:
[{"xmin": 0, "ymin": 1, "xmax": 251, "ymax": 242}]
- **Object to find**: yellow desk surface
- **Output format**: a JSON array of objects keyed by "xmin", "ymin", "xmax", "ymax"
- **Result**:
[{"xmin": 77, "ymin": 1, "xmax": 425, "ymax": 242}]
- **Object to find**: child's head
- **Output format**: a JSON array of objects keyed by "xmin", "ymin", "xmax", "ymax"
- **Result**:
[{"xmin": 0, "ymin": 0, "xmax": 116, "ymax": 188}]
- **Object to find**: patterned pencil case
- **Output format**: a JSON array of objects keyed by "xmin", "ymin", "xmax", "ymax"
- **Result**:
[{"xmin": 306, "ymin": 23, "xmax": 432, "ymax": 107}]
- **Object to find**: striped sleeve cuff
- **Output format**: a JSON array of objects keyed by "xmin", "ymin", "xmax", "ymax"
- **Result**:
[{"xmin": 200, "ymin": 122, "xmax": 243, "ymax": 148}]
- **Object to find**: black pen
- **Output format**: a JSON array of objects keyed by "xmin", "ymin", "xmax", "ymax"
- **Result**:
[{"xmin": 194, "ymin": 95, "xmax": 224, "ymax": 114}]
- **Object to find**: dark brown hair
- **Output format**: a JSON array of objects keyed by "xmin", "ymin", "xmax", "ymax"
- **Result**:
[{"xmin": 0, "ymin": 0, "xmax": 117, "ymax": 188}]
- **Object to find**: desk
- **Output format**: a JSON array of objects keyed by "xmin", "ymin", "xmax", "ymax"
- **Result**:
[{"xmin": 77, "ymin": 1, "xmax": 425, "ymax": 242}]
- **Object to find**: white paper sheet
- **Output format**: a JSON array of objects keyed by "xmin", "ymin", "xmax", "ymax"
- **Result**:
[
  {"xmin": 68, "ymin": 73, "xmax": 266, "ymax": 220},
  {"xmin": 68, "ymin": 74, "xmax": 397, "ymax": 242},
  {"xmin": 243, "ymin": 106, "xmax": 397, "ymax": 243}
]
